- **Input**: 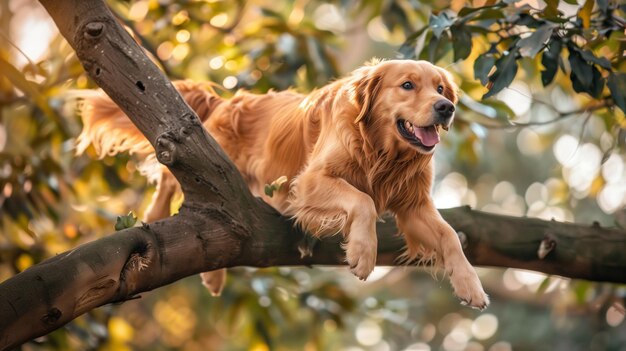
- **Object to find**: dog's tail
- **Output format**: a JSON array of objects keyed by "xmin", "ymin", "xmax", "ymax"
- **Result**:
[{"xmin": 75, "ymin": 80, "xmax": 223, "ymax": 159}]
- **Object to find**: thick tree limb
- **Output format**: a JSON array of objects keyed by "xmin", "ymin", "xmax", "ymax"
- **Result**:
[
  {"xmin": 1, "ymin": 206, "xmax": 625, "ymax": 349},
  {"xmin": 0, "ymin": 0, "xmax": 624, "ymax": 349}
]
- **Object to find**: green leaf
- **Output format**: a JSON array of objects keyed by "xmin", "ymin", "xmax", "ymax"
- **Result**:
[
  {"xmin": 568, "ymin": 46, "xmax": 593, "ymax": 89},
  {"xmin": 264, "ymin": 184, "xmax": 274, "ymax": 197},
  {"xmin": 516, "ymin": 13, "xmax": 542, "ymax": 27},
  {"xmin": 427, "ymin": 31, "xmax": 451, "ymax": 63},
  {"xmin": 429, "ymin": 13, "xmax": 453, "ymax": 38},
  {"xmin": 608, "ymin": 72, "xmax": 626, "ymax": 113},
  {"xmin": 398, "ymin": 27, "xmax": 428, "ymax": 59},
  {"xmin": 483, "ymin": 47, "xmax": 519, "ymax": 99},
  {"xmin": 517, "ymin": 24, "xmax": 554, "ymax": 58},
  {"xmin": 543, "ymin": 0, "xmax": 560, "ymax": 18},
  {"xmin": 398, "ymin": 44, "xmax": 416, "ymax": 60},
  {"xmin": 570, "ymin": 71, "xmax": 586, "ymax": 94},
  {"xmin": 579, "ymin": 49, "xmax": 612, "ymax": 69},
  {"xmin": 541, "ymin": 39, "xmax": 561, "ymax": 86},
  {"xmin": 115, "ymin": 211, "xmax": 138, "ymax": 231},
  {"xmin": 588, "ymin": 66, "xmax": 605, "ymax": 98},
  {"xmin": 474, "ymin": 54, "xmax": 495, "ymax": 85},
  {"xmin": 470, "ymin": 8, "xmax": 505, "ymax": 21},
  {"xmin": 264, "ymin": 175, "xmax": 288, "ymax": 198},
  {"xmin": 458, "ymin": 6, "xmax": 485, "ymax": 17},
  {"xmin": 458, "ymin": 3, "xmax": 505, "ymax": 19},
  {"xmin": 570, "ymin": 66, "xmax": 603, "ymax": 97},
  {"xmin": 451, "ymin": 25, "xmax": 472, "ymax": 61}
]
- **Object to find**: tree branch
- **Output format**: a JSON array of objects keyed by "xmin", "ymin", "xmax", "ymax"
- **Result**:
[
  {"xmin": 1, "ymin": 205, "xmax": 625, "ymax": 350},
  {"xmin": 1, "ymin": 0, "xmax": 624, "ymax": 350}
]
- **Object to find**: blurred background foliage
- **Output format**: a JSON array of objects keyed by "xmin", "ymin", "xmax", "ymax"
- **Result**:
[{"xmin": 1, "ymin": 0, "xmax": 626, "ymax": 350}]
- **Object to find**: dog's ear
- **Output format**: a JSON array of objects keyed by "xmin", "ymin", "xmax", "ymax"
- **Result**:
[{"xmin": 353, "ymin": 69, "xmax": 382, "ymax": 124}]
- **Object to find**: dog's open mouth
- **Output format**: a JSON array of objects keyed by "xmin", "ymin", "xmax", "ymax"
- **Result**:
[{"xmin": 397, "ymin": 119, "xmax": 447, "ymax": 152}]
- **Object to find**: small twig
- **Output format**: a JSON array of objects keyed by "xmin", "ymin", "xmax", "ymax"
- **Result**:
[
  {"xmin": 0, "ymin": 31, "xmax": 37, "ymax": 69},
  {"xmin": 470, "ymin": 101, "xmax": 611, "ymax": 130}
]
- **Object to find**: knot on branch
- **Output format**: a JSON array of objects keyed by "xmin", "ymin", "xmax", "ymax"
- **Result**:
[
  {"xmin": 156, "ymin": 135, "xmax": 177, "ymax": 166},
  {"xmin": 41, "ymin": 307, "xmax": 62, "ymax": 325},
  {"xmin": 182, "ymin": 112, "xmax": 202, "ymax": 128},
  {"xmin": 83, "ymin": 21, "xmax": 105, "ymax": 40},
  {"xmin": 121, "ymin": 240, "xmax": 152, "ymax": 275}
]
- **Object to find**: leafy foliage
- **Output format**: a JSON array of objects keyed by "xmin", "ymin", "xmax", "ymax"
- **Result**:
[
  {"xmin": 264, "ymin": 175, "xmax": 288, "ymax": 198},
  {"xmin": 400, "ymin": 1, "xmax": 625, "ymax": 109},
  {"xmin": 114, "ymin": 211, "xmax": 138, "ymax": 231}
]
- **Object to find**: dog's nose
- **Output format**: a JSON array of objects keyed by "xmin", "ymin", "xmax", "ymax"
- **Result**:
[{"xmin": 434, "ymin": 99, "xmax": 455, "ymax": 119}]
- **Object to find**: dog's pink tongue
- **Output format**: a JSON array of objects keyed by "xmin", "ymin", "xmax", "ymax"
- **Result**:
[{"xmin": 414, "ymin": 126, "xmax": 440, "ymax": 147}]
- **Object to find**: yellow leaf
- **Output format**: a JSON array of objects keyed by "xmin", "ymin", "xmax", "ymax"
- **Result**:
[{"xmin": 579, "ymin": 0, "xmax": 594, "ymax": 28}]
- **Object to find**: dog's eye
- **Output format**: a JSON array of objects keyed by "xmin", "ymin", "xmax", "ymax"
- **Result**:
[
  {"xmin": 401, "ymin": 81, "xmax": 414, "ymax": 90},
  {"xmin": 437, "ymin": 85, "xmax": 444, "ymax": 94}
]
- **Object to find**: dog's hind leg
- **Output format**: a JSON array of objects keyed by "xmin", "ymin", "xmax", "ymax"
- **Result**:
[
  {"xmin": 143, "ymin": 169, "xmax": 228, "ymax": 296},
  {"xmin": 144, "ymin": 170, "xmax": 179, "ymax": 222},
  {"xmin": 200, "ymin": 269, "xmax": 227, "ymax": 296}
]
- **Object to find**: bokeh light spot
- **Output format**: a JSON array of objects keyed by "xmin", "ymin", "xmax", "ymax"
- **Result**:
[
  {"xmin": 176, "ymin": 29, "xmax": 191, "ymax": 43},
  {"xmin": 157, "ymin": 41, "xmax": 174, "ymax": 61},
  {"xmin": 223, "ymin": 76, "xmax": 238, "ymax": 89},
  {"xmin": 209, "ymin": 56, "xmax": 225, "ymax": 70},
  {"xmin": 128, "ymin": 1, "xmax": 149, "ymax": 21},
  {"xmin": 210, "ymin": 13, "xmax": 229, "ymax": 28},
  {"xmin": 606, "ymin": 303, "xmax": 625, "ymax": 327},
  {"xmin": 355, "ymin": 320, "xmax": 382, "ymax": 346},
  {"xmin": 471, "ymin": 314, "xmax": 498, "ymax": 340},
  {"xmin": 516, "ymin": 128, "xmax": 543, "ymax": 156},
  {"xmin": 403, "ymin": 342, "xmax": 431, "ymax": 351}
]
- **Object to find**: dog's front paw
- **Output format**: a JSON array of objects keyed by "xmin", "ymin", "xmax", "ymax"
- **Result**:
[
  {"xmin": 449, "ymin": 266, "xmax": 489, "ymax": 310},
  {"xmin": 345, "ymin": 238, "xmax": 377, "ymax": 280}
]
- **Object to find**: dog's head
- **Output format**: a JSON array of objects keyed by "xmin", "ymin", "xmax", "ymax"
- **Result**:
[{"xmin": 352, "ymin": 59, "xmax": 458, "ymax": 155}]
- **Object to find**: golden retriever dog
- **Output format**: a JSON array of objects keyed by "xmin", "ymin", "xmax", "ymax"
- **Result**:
[{"xmin": 77, "ymin": 59, "xmax": 488, "ymax": 309}]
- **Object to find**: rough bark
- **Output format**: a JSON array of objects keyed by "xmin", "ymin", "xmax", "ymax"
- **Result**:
[{"xmin": 0, "ymin": 0, "xmax": 625, "ymax": 349}]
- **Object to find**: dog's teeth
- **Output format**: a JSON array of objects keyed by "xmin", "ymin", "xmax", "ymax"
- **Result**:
[{"xmin": 405, "ymin": 120, "xmax": 414, "ymax": 133}]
